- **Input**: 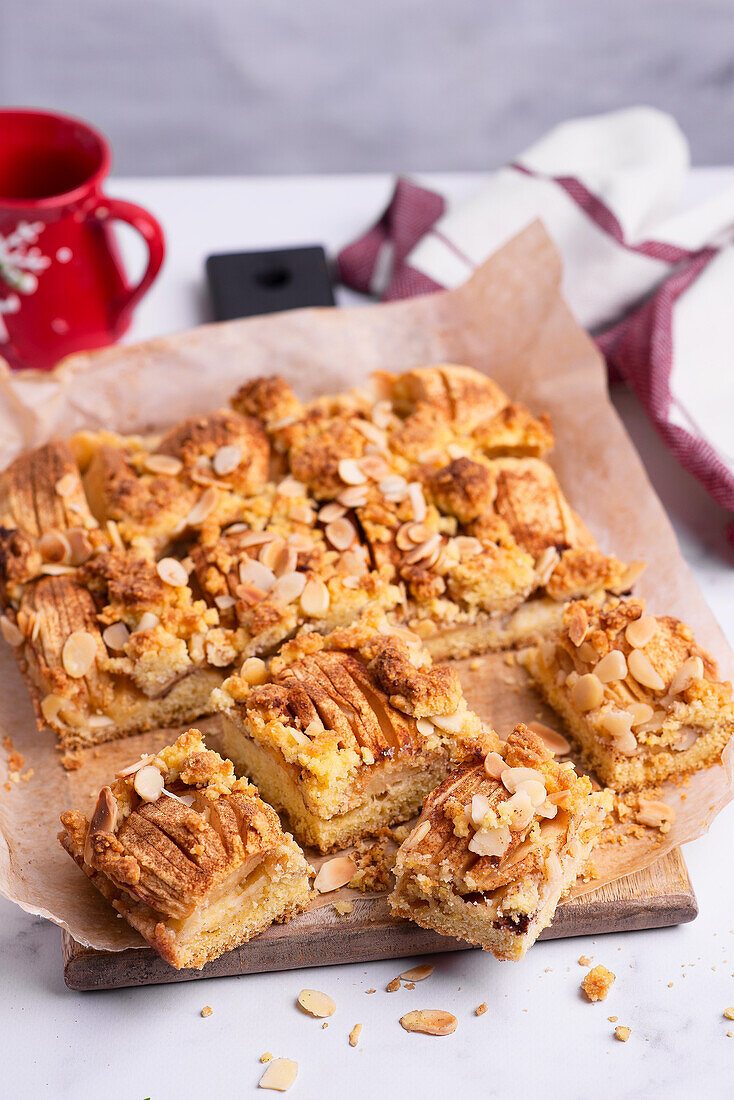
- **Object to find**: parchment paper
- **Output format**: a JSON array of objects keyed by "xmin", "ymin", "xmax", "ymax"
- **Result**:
[{"xmin": 0, "ymin": 222, "xmax": 731, "ymax": 953}]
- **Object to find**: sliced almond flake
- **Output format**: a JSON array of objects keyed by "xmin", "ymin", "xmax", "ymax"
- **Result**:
[
  {"xmin": 325, "ymin": 517, "xmax": 356, "ymax": 551},
  {"xmin": 40, "ymin": 694, "xmax": 64, "ymax": 723},
  {"xmin": 359, "ymin": 454, "xmax": 390, "ymax": 480},
  {"xmin": 338, "ymin": 458, "xmax": 367, "ymax": 485},
  {"xmin": 40, "ymin": 563, "xmax": 77, "ymax": 576},
  {"xmin": 115, "ymin": 754, "xmax": 156, "ymax": 778},
  {"xmin": 271, "ymin": 571, "xmax": 307, "ymax": 605},
  {"xmin": 337, "ymin": 486, "xmax": 368, "ymax": 509},
  {"xmin": 277, "ymin": 477, "xmax": 306, "ymax": 498},
  {"xmin": 66, "ymin": 528, "xmax": 93, "ymax": 565},
  {"xmin": 54, "ymin": 473, "xmax": 78, "ymax": 498},
  {"xmin": 669, "ymin": 655, "xmax": 704, "ymax": 695},
  {"xmin": 371, "ymin": 400, "xmax": 393, "ymax": 429},
  {"xmin": 403, "ymin": 533, "xmax": 441, "ymax": 565},
  {"xmin": 259, "ymin": 1058, "xmax": 298, "ymax": 1092},
  {"xmin": 287, "ymin": 532, "xmax": 315, "ymax": 553},
  {"xmin": 134, "ymin": 611, "xmax": 160, "ymax": 632},
  {"xmin": 452, "ymin": 535, "xmax": 482, "ymax": 557},
  {"xmin": 258, "ymin": 536, "xmax": 287, "ymax": 572},
  {"xmin": 403, "ymin": 819, "xmax": 431, "ymax": 851},
  {"xmin": 627, "ymin": 649, "xmax": 665, "ymax": 691},
  {"xmin": 430, "ymin": 710, "xmax": 464, "ymax": 733},
  {"xmin": 535, "ymin": 546, "xmax": 560, "ymax": 586},
  {"xmin": 106, "ymin": 520, "xmax": 124, "ymax": 550},
  {"xmin": 400, "ymin": 1010, "xmax": 457, "ymax": 1036},
  {"xmin": 184, "ymin": 487, "xmax": 218, "ymax": 528},
  {"xmin": 273, "ymin": 545, "xmax": 299, "ymax": 578},
  {"xmin": 102, "ymin": 622, "xmax": 130, "ymax": 651},
  {"xmin": 62, "ymin": 631, "xmax": 97, "ymax": 678},
  {"xmin": 39, "ymin": 531, "xmax": 71, "ymax": 564},
  {"xmin": 212, "ymin": 444, "xmax": 242, "ymax": 476},
  {"xmin": 240, "ymin": 558, "xmax": 276, "ymax": 591},
  {"xmin": 289, "ymin": 502, "xmax": 315, "ymax": 525},
  {"xmin": 399, "ymin": 964, "xmax": 434, "ymax": 982},
  {"xmin": 379, "ymin": 474, "xmax": 407, "ymax": 491},
  {"xmin": 625, "ymin": 614, "xmax": 657, "ymax": 649},
  {"xmin": 483, "ymin": 751, "xmax": 506, "ymax": 779},
  {"xmin": 297, "ymin": 989, "xmax": 336, "ymax": 1018},
  {"xmin": 144, "ymin": 453, "xmax": 183, "ymax": 476},
  {"xmin": 594, "ymin": 650, "xmax": 627, "ymax": 683},
  {"xmin": 313, "ymin": 855, "xmax": 357, "ymax": 893},
  {"xmin": 214, "ymin": 594, "xmax": 236, "ymax": 610},
  {"xmin": 0, "ymin": 616, "xmax": 24, "ymax": 647},
  {"xmin": 318, "ymin": 502, "xmax": 347, "ymax": 524},
  {"xmin": 156, "ymin": 557, "xmax": 189, "ymax": 587},
  {"xmin": 527, "ymin": 721, "xmax": 571, "ymax": 755},
  {"xmin": 407, "ymin": 481, "xmax": 427, "ymax": 522},
  {"xmin": 133, "ymin": 764, "xmax": 165, "ymax": 802},
  {"xmin": 300, "ymin": 578, "xmax": 330, "ymax": 617},
  {"xmin": 241, "ymin": 657, "xmax": 269, "ymax": 685},
  {"xmin": 354, "ymin": 419, "xmax": 387, "ymax": 446},
  {"xmin": 415, "ymin": 717, "xmax": 435, "ymax": 737},
  {"xmin": 236, "ymin": 529, "xmax": 275, "ymax": 547}
]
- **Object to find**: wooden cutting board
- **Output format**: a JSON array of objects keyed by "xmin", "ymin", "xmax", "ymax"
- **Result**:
[{"xmin": 62, "ymin": 847, "xmax": 695, "ymax": 991}]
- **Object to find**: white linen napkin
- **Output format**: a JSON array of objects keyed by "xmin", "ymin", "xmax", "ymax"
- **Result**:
[{"xmin": 337, "ymin": 108, "xmax": 734, "ymax": 532}]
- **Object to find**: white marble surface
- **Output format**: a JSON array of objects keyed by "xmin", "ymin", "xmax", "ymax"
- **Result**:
[{"xmin": 3, "ymin": 172, "xmax": 734, "ymax": 1099}]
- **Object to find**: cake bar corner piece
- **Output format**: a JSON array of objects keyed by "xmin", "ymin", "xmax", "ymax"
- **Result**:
[
  {"xmin": 58, "ymin": 728, "xmax": 312, "ymax": 970},
  {"xmin": 389, "ymin": 722, "xmax": 610, "ymax": 961},
  {"xmin": 519, "ymin": 597, "xmax": 734, "ymax": 789}
]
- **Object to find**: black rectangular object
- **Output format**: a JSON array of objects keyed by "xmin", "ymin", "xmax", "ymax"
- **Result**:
[{"xmin": 206, "ymin": 245, "xmax": 335, "ymax": 321}]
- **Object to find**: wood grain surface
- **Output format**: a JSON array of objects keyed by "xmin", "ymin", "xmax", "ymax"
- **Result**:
[{"xmin": 62, "ymin": 848, "xmax": 696, "ymax": 991}]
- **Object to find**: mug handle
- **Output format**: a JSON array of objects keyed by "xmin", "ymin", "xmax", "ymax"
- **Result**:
[{"xmin": 88, "ymin": 195, "xmax": 165, "ymax": 327}]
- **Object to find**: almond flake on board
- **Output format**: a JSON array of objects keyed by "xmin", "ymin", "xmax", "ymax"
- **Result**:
[{"xmin": 313, "ymin": 856, "xmax": 357, "ymax": 893}]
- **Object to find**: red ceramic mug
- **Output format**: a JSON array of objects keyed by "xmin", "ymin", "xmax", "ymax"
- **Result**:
[{"xmin": 0, "ymin": 108, "xmax": 165, "ymax": 371}]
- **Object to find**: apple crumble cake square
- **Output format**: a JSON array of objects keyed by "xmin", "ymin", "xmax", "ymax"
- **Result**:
[
  {"xmin": 211, "ymin": 610, "xmax": 494, "ymax": 852},
  {"xmin": 59, "ymin": 728, "xmax": 312, "ymax": 970},
  {"xmin": 390, "ymin": 723, "xmax": 610, "ymax": 960},
  {"xmin": 520, "ymin": 597, "xmax": 734, "ymax": 789}
]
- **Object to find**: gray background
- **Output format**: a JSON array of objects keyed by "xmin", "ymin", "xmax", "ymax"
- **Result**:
[{"xmin": 2, "ymin": 0, "xmax": 733, "ymax": 174}]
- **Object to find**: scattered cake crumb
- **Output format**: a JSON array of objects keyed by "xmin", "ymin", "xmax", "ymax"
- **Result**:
[
  {"xmin": 724, "ymin": 1007, "xmax": 734, "ymax": 1020},
  {"xmin": 201, "ymin": 1006, "xmax": 213, "ymax": 1017},
  {"xmin": 349, "ymin": 1023, "xmax": 362, "ymax": 1047},
  {"xmin": 475, "ymin": 1003, "xmax": 488, "ymax": 1016},
  {"xmin": 366, "ymin": 989, "xmax": 376, "ymax": 994},
  {"xmin": 386, "ymin": 977, "xmax": 401, "ymax": 992},
  {"xmin": 348, "ymin": 829, "xmax": 397, "ymax": 892},
  {"xmin": 333, "ymin": 900, "xmax": 354, "ymax": 917},
  {"xmin": 582, "ymin": 965, "xmax": 616, "ymax": 1002},
  {"xmin": 578, "ymin": 955, "xmax": 593, "ymax": 966},
  {"xmin": 608, "ymin": 1016, "xmax": 618, "ymax": 1022},
  {"xmin": 261, "ymin": 1053, "xmax": 274, "ymax": 1063},
  {"xmin": 61, "ymin": 750, "xmax": 84, "ymax": 771},
  {"xmin": 614, "ymin": 1025, "xmax": 631, "ymax": 1042},
  {"xmin": 322, "ymin": 1022, "xmax": 328, "ymax": 1030}
]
